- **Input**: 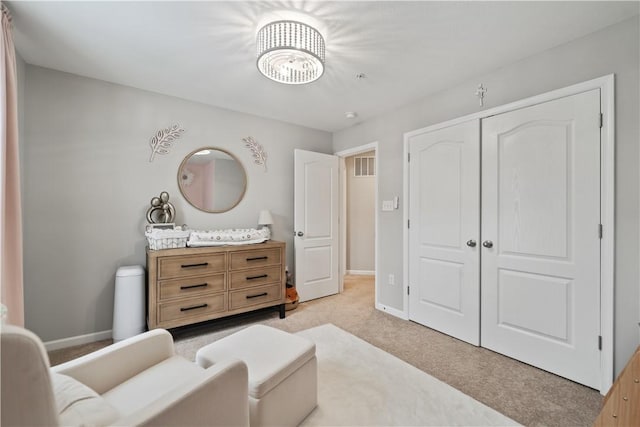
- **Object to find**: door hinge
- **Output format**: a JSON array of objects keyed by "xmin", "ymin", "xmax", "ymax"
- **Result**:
[
  {"xmin": 598, "ymin": 224, "xmax": 603, "ymax": 239},
  {"xmin": 598, "ymin": 335, "xmax": 602, "ymax": 351},
  {"xmin": 408, "ymin": 219, "xmax": 410, "ymax": 229},
  {"xmin": 408, "ymin": 152, "xmax": 411, "ymax": 162},
  {"xmin": 599, "ymin": 113, "xmax": 603, "ymax": 129},
  {"xmin": 407, "ymin": 286, "xmax": 410, "ymax": 296}
]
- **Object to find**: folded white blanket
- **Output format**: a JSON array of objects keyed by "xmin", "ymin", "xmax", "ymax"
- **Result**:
[{"xmin": 187, "ymin": 228, "xmax": 270, "ymax": 247}]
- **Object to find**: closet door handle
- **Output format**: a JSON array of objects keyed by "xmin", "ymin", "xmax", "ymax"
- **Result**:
[
  {"xmin": 296, "ymin": 231, "xmax": 304, "ymax": 237},
  {"xmin": 466, "ymin": 240, "xmax": 477, "ymax": 247},
  {"xmin": 482, "ymin": 240, "xmax": 493, "ymax": 248}
]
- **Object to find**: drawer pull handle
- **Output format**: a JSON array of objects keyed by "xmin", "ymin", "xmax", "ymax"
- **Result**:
[
  {"xmin": 246, "ymin": 292, "xmax": 268, "ymax": 299},
  {"xmin": 246, "ymin": 256, "xmax": 268, "ymax": 261},
  {"xmin": 246, "ymin": 274, "xmax": 268, "ymax": 281},
  {"xmin": 180, "ymin": 303, "xmax": 208, "ymax": 312},
  {"xmin": 181, "ymin": 262, "xmax": 209, "ymax": 269},
  {"xmin": 180, "ymin": 283, "xmax": 207, "ymax": 290}
]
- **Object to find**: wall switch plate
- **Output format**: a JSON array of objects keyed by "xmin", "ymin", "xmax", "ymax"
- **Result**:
[
  {"xmin": 382, "ymin": 200, "xmax": 394, "ymax": 211},
  {"xmin": 388, "ymin": 274, "xmax": 395, "ymax": 285}
]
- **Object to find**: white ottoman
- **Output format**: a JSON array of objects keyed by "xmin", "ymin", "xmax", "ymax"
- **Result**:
[{"xmin": 196, "ymin": 325, "xmax": 317, "ymax": 427}]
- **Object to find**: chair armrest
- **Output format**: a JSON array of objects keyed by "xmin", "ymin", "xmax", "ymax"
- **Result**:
[
  {"xmin": 114, "ymin": 358, "xmax": 250, "ymax": 427},
  {"xmin": 52, "ymin": 329, "xmax": 175, "ymax": 394},
  {"xmin": 1, "ymin": 325, "xmax": 60, "ymax": 426}
]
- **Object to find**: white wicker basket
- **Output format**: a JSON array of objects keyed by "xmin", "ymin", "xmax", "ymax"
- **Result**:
[{"xmin": 145, "ymin": 228, "xmax": 190, "ymax": 250}]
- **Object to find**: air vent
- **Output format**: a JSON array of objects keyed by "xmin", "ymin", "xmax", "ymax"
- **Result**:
[{"xmin": 354, "ymin": 156, "xmax": 375, "ymax": 177}]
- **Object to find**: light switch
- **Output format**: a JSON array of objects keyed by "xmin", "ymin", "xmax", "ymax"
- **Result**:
[{"xmin": 382, "ymin": 200, "xmax": 394, "ymax": 211}]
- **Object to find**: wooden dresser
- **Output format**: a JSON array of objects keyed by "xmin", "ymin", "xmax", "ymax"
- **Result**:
[{"xmin": 146, "ymin": 241, "xmax": 286, "ymax": 329}]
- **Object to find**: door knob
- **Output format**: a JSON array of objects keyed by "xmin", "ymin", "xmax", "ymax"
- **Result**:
[
  {"xmin": 466, "ymin": 240, "xmax": 477, "ymax": 247},
  {"xmin": 297, "ymin": 231, "xmax": 304, "ymax": 237},
  {"xmin": 482, "ymin": 240, "xmax": 493, "ymax": 248}
]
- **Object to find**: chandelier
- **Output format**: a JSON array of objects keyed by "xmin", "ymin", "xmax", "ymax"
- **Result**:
[{"xmin": 256, "ymin": 20, "xmax": 325, "ymax": 85}]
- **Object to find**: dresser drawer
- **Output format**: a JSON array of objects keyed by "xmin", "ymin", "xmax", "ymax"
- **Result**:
[
  {"xmin": 158, "ymin": 273, "xmax": 226, "ymax": 301},
  {"xmin": 229, "ymin": 283, "xmax": 282, "ymax": 310},
  {"xmin": 158, "ymin": 294, "xmax": 226, "ymax": 323},
  {"xmin": 230, "ymin": 266, "xmax": 281, "ymax": 290},
  {"xmin": 229, "ymin": 248, "xmax": 281, "ymax": 271},
  {"xmin": 158, "ymin": 253, "xmax": 226, "ymax": 279}
]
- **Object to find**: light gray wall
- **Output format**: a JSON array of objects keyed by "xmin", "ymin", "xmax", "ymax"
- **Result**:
[
  {"xmin": 22, "ymin": 65, "xmax": 332, "ymax": 342},
  {"xmin": 346, "ymin": 151, "xmax": 375, "ymax": 272},
  {"xmin": 333, "ymin": 17, "xmax": 640, "ymax": 375}
]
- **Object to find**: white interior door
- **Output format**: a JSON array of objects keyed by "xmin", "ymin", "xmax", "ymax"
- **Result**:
[
  {"xmin": 294, "ymin": 149, "xmax": 339, "ymax": 302},
  {"xmin": 408, "ymin": 120, "xmax": 480, "ymax": 346},
  {"xmin": 481, "ymin": 89, "xmax": 601, "ymax": 388}
]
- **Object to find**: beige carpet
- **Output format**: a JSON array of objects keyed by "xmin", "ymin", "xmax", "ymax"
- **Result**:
[
  {"xmin": 49, "ymin": 276, "xmax": 603, "ymax": 426},
  {"xmin": 297, "ymin": 323, "xmax": 518, "ymax": 426}
]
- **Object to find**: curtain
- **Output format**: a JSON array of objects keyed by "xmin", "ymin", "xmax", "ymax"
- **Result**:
[{"xmin": 1, "ymin": 2, "xmax": 24, "ymax": 326}]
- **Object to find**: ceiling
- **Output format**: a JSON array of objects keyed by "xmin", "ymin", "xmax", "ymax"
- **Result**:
[{"xmin": 7, "ymin": 1, "xmax": 639, "ymax": 132}]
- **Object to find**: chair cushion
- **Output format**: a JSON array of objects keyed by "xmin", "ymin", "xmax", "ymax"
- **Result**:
[
  {"xmin": 51, "ymin": 373, "xmax": 120, "ymax": 426},
  {"xmin": 195, "ymin": 325, "xmax": 316, "ymax": 398},
  {"xmin": 102, "ymin": 355, "xmax": 204, "ymax": 417}
]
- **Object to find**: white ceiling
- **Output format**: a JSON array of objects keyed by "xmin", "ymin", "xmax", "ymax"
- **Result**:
[{"xmin": 8, "ymin": 1, "xmax": 639, "ymax": 132}]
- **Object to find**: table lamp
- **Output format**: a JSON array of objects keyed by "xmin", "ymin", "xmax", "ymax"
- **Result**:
[{"xmin": 258, "ymin": 210, "xmax": 274, "ymax": 239}]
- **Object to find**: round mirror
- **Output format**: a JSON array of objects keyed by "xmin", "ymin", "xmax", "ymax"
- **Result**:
[{"xmin": 177, "ymin": 147, "xmax": 247, "ymax": 213}]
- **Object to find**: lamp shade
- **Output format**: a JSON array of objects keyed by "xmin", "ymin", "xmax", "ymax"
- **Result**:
[
  {"xmin": 258, "ymin": 209, "xmax": 274, "ymax": 226},
  {"xmin": 256, "ymin": 20, "xmax": 325, "ymax": 85}
]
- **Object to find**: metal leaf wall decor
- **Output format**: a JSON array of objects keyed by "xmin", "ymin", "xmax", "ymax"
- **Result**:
[
  {"xmin": 149, "ymin": 124, "xmax": 184, "ymax": 162},
  {"xmin": 242, "ymin": 136, "xmax": 268, "ymax": 172}
]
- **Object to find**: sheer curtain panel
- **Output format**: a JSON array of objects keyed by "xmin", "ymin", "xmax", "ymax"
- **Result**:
[{"xmin": 1, "ymin": 3, "xmax": 24, "ymax": 326}]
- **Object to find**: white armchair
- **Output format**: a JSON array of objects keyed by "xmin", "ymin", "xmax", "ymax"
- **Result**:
[{"xmin": 1, "ymin": 325, "xmax": 250, "ymax": 426}]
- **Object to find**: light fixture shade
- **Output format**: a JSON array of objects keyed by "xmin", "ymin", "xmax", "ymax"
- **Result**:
[
  {"xmin": 258, "ymin": 209, "xmax": 274, "ymax": 226},
  {"xmin": 256, "ymin": 20, "xmax": 325, "ymax": 85}
]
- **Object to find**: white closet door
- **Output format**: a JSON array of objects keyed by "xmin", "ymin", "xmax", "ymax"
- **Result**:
[
  {"xmin": 408, "ymin": 120, "xmax": 480, "ymax": 345},
  {"xmin": 481, "ymin": 89, "xmax": 601, "ymax": 388}
]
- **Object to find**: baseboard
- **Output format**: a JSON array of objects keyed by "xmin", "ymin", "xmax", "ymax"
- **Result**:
[
  {"xmin": 376, "ymin": 302, "xmax": 408, "ymax": 320},
  {"xmin": 43, "ymin": 330, "xmax": 112, "ymax": 351},
  {"xmin": 346, "ymin": 270, "xmax": 375, "ymax": 276}
]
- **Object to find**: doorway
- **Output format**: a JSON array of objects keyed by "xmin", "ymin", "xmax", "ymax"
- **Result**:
[{"xmin": 336, "ymin": 143, "xmax": 378, "ymax": 302}]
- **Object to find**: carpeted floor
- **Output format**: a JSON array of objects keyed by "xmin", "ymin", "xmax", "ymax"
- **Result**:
[{"xmin": 49, "ymin": 275, "xmax": 603, "ymax": 426}]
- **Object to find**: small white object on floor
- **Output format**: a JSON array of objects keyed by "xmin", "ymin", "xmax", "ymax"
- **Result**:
[{"xmin": 112, "ymin": 265, "xmax": 145, "ymax": 342}]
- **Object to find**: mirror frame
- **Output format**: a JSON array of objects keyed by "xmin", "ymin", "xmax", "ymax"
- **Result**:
[{"xmin": 177, "ymin": 147, "xmax": 247, "ymax": 213}]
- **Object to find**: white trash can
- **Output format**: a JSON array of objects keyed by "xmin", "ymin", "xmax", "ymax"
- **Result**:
[{"xmin": 113, "ymin": 265, "xmax": 146, "ymax": 342}]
